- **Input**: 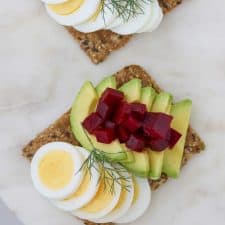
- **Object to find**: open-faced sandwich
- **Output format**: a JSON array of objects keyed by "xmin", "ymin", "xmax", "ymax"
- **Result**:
[
  {"xmin": 23, "ymin": 65, "xmax": 205, "ymax": 224},
  {"xmin": 38, "ymin": 0, "xmax": 182, "ymax": 63}
]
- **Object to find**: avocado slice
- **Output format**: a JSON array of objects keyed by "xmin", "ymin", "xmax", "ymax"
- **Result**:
[
  {"xmin": 87, "ymin": 134, "xmax": 127, "ymax": 161},
  {"xmin": 119, "ymin": 78, "xmax": 142, "ymax": 103},
  {"xmin": 95, "ymin": 76, "xmax": 133, "ymax": 163},
  {"xmin": 96, "ymin": 76, "xmax": 116, "ymax": 96},
  {"xmin": 118, "ymin": 78, "xmax": 142, "ymax": 163},
  {"xmin": 140, "ymin": 87, "xmax": 156, "ymax": 110},
  {"xmin": 148, "ymin": 92, "xmax": 173, "ymax": 180},
  {"xmin": 162, "ymin": 100, "xmax": 192, "ymax": 178},
  {"xmin": 121, "ymin": 85, "xmax": 155, "ymax": 176},
  {"xmin": 70, "ymin": 81, "xmax": 98, "ymax": 151},
  {"xmin": 122, "ymin": 150, "xmax": 150, "ymax": 177},
  {"xmin": 70, "ymin": 81, "xmax": 126, "ymax": 162}
]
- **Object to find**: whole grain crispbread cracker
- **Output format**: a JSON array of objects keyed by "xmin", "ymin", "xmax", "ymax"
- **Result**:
[
  {"xmin": 23, "ymin": 65, "xmax": 205, "ymax": 225},
  {"xmin": 66, "ymin": 0, "xmax": 182, "ymax": 64}
]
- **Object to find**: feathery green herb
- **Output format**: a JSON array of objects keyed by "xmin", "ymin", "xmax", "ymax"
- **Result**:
[
  {"xmin": 78, "ymin": 149, "xmax": 132, "ymax": 194},
  {"xmin": 102, "ymin": 0, "xmax": 152, "ymax": 21}
]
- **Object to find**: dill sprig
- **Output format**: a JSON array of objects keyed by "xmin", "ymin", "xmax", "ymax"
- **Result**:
[
  {"xmin": 77, "ymin": 129, "xmax": 132, "ymax": 194},
  {"xmin": 78, "ymin": 149, "xmax": 132, "ymax": 194},
  {"xmin": 102, "ymin": 0, "xmax": 152, "ymax": 21}
]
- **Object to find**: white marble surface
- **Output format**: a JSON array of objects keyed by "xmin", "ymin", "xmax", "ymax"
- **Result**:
[{"xmin": 1, "ymin": 0, "xmax": 225, "ymax": 224}]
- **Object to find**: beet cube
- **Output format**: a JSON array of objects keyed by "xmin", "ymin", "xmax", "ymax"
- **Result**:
[
  {"xmin": 117, "ymin": 126, "xmax": 130, "ymax": 143},
  {"xmin": 130, "ymin": 103, "xmax": 147, "ymax": 119},
  {"xmin": 82, "ymin": 112, "xmax": 103, "ymax": 134},
  {"xmin": 96, "ymin": 101, "xmax": 112, "ymax": 120},
  {"xmin": 93, "ymin": 128, "xmax": 116, "ymax": 144},
  {"xmin": 100, "ymin": 88, "xmax": 124, "ymax": 106},
  {"xmin": 122, "ymin": 116, "xmax": 141, "ymax": 133},
  {"xmin": 148, "ymin": 139, "xmax": 169, "ymax": 151},
  {"xmin": 168, "ymin": 128, "xmax": 182, "ymax": 148},
  {"xmin": 126, "ymin": 134, "xmax": 145, "ymax": 152},
  {"xmin": 113, "ymin": 102, "xmax": 131, "ymax": 125},
  {"xmin": 143, "ymin": 112, "xmax": 173, "ymax": 139},
  {"xmin": 104, "ymin": 121, "xmax": 116, "ymax": 130}
]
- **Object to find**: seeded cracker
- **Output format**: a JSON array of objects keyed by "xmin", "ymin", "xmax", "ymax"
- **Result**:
[
  {"xmin": 23, "ymin": 65, "xmax": 205, "ymax": 225},
  {"xmin": 66, "ymin": 0, "xmax": 182, "ymax": 64}
]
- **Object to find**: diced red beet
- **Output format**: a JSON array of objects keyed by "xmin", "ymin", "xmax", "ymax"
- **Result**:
[
  {"xmin": 126, "ymin": 134, "xmax": 145, "ymax": 152},
  {"xmin": 143, "ymin": 112, "xmax": 173, "ymax": 139},
  {"xmin": 130, "ymin": 103, "xmax": 147, "ymax": 119},
  {"xmin": 122, "ymin": 116, "xmax": 141, "ymax": 133},
  {"xmin": 82, "ymin": 112, "xmax": 103, "ymax": 134},
  {"xmin": 113, "ymin": 102, "xmax": 131, "ymax": 125},
  {"xmin": 96, "ymin": 101, "xmax": 112, "ymax": 120},
  {"xmin": 134, "ymin": 127, "xmax": 145, "ymax": 136},
  {"xmin": 100, "ymin": 88, "xmax": 124, "ymax": 106},
  {"xmin": 117, "ymin": 126, "xmax": 130, "ymax": 143},
  {"xmin": 168, "ymin": 128, "xmax": 182, "ymax": 148},
  {"xmin": 148, "ymin": 139, "xmax": 169, "ymax": 151},
  {"xmin": 93, "ymin": 128, "xmax": 116, "ymax": 144},
  {"xmin": 104, "ymin": 121, "xmax": 116, "ymax": 130}
]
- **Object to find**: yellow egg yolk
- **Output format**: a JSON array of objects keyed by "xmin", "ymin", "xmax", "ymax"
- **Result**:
[
  {"xmin": 132, "ymin": 178, "xmax": 139, "ymax": 204},
  {"xmin": 65, "ymin": 171, "xmax": 91, "ymax": 200},
  {"xmin": 112, "ymin": 182, "xmax": 127, "ymax": 210},
  {"xmin": 48, "ymin": 0, "xmax": 84, "ymax": 15},
  {"xmin": 38, "ymin": 150, "xmax": 74, "ymax": 190},
  {"xmin": 81, "ymin": 176, "xmax": 114, "ymax": 213}
]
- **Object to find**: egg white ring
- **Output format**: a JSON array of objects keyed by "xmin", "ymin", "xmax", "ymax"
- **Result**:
[
  {"xmin": 74, "ymin": 0, "xmax": 116, "ymax": 33},
  {"xmin": 146, "ymin": 3, "xmax": 163, "ymax": 32},
  {"xmin": 106, "ymin": 0, "xmax": 125, "ymax": 29},
  {"xmin": 42, "ymin": 0, "xmax": 67, "ymax": 4},
  {"xmin": 106, "ymin": 15, "xmax": 123, "ymax": 30},
  {"xmin": 72, "ymin": 164, "xmax": 122, "ymax": 221},
  {"xmin": 93, "ymin": 170, "xmax": 134, "ymax": 223},
  {"xmin": 111, "ymin": 1, "xmax": 154, "ymax": 35},
  {"xmin": 31, "ymin": 142, "xmax": 84, "ymax": 200},
  {"xmin": 137, "ymin": 0, "xmax": 160, "ymax": 33},
  {"xmin": 138, "ymin": 1, "xmax": 163, "ymax": 33},
  {"xmin": 114, "ymin": 177, "xmax": 151, "ymax": 223},
  {"xmin": 52, "ymin": 147, "xmax": 100, "ymax": 211},
  {"xmin": 45, "ymin": 0, "xmax": 101, "ymax": 26}
]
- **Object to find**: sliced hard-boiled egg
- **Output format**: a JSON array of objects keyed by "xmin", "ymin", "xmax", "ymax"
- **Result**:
[
  {"xmin": 31, "ymin": 142, "xmax": 84, "ymax": 200},
  {"xmin": 45, "ymin": 0, "xmax": 101, "ymax": 26},
  {"xmin": 41, "ymin": 0, "xmax": 68, "ymax": 5},
  {"xmin": 106, "ymin": 16, "xmax": 122, "ymax": 30},
  {"xmin": 93, "ymin": 170, "xmax": 134, "ymax": 223},
  {"xmin": 145, "ymin": 4, "xmax": 163, "ymax": 33},
  {"xmin": 114, "ymin": 177, "xmax": 151, "ymax": 223},
  {"xmin": 72, "ymin": 166, "xmax": 122, "ymax": 221},
  {"xmin": 138, "ymin": 0, "xmax": 163, "ymax": 33},
  {"xmin": 52, "ymin": 147, "xmax": 100, "ymax": 211},
  {"xmin": 74, "ymin": 0, "xmax": 116, "ymax": 33},
  {"xmin": 47, "ymin": 0, "xmax": 84, "ymax": 15},
  {"xmin": 111, "ymin": 1, "xmax": 154, "ymax": 35}
]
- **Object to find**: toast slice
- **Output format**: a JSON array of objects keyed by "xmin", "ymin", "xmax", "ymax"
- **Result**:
[
  {"xmin": 66, "ymin": 0, "xmax": 182, "ymax": 64},
  {"xmin": 23, "ymin": 65, "xmax": 205, "ymax": 225}
]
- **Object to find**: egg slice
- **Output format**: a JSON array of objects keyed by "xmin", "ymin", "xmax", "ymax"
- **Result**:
[
  {"xmin": 72, "ymin": 166, "xmax": 121, "ymax": 221},
  {"xmin": 47, "ymin": 0, "xmax": 84, "ymax": 15},
  {"xmin": 41, "ymin": 0, "xmax": 68, "ymax": 5},
  {"xmin": 45, "ymin": 0, "xmax": 101, "ymax": 26},
  {"xmin": 31, "ymin": 142, "xmax": 84, "ymax": 200},
  {"xmin": 137, "ymin": 0, "xmax": 163, "ymax": 33},
  {"xmin": 114, "ymin": 177, "xmax": 151, "ymax": 223},
  {"xmin": 52, "ymin": 146, "xmax": 100, "ymax": 211},
  {"xmin": 74, "ymin": 0, "xmax": 116, "ymax": 33},
  {"xmin": 111, "ymin": 1, "xmax": 154, "ymax": 35},
  {"xmin": 93, "ymin": 170, "xmax": 134, "ymax": 223},
  {"xmin": 145, "ymin": 3, "xmax": 163, "ymax": 33}
]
